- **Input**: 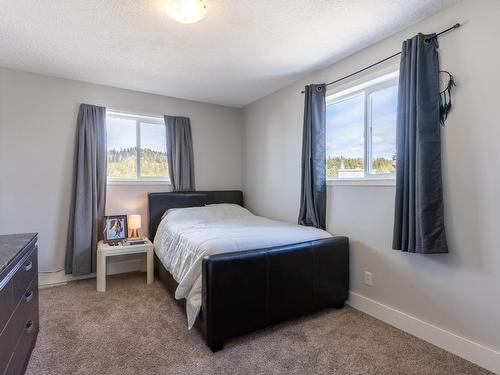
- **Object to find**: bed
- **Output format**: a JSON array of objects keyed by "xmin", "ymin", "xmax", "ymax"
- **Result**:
[{"xmin": 148, "ymin": 191, "xmax": 349, "ymax": 352}]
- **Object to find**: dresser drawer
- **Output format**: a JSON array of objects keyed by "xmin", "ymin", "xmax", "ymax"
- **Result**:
[
  {"xmin": 10, "ymin": 277, "xmax": 38, "ymax": 349},
  {"xmin": 0, "ymin": 317, "xmax": 13, "ymax": 375},
  {"xmin": 5, "ymin": 317, "xmax": 37, "ymax": 375},
  {"xmin": 0, "ymin": 277, "xmax": 13, "ymax": 333},
  {"xmin": 13, "ymin": 247, "xmax": 37, "ymax": 307}
]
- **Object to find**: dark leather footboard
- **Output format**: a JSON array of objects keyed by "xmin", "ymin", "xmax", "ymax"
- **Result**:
[{"xmin": 201, "ymin": 236, "xmax": 349, "ymax": 351}]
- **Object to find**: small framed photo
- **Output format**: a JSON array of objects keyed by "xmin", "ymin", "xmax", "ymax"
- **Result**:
[{"xmin": 104, "ymin": 215, "xmax": 128, "ymax": 243}]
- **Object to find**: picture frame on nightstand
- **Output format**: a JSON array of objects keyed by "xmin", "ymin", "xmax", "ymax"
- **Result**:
[{"xmin": 103, "ymin": 215, "xmax": 128, "ymax": 244}]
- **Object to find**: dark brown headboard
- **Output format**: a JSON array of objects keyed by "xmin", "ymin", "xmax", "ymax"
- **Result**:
[{"xmin": 148, "ymin": 191, "xmax": 244, "ymax": 240}]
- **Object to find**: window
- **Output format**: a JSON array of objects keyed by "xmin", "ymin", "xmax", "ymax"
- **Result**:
[
  {"xmin": 326, "ymin": 72, "xmax": 398, "ymax": 181},
  {"xmin": 106, "ymin": 111, "xmax": 169, "ymax": 183}
]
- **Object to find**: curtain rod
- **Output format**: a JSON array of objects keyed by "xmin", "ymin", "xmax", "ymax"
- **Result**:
[{"xmin": 301, "ymin": 23, "xmax": 461, "ymax": 93}]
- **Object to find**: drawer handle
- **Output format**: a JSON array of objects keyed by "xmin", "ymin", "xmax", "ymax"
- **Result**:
[
  {"xmin": 25, "ymin": 320, "xmax": 34, "ymax": 334},
  {"xmin": 24, "ymin": 289, "xmax": 34, "ymax": 303},
  {"xmin": 23, "ymin": 261, "xmax": 33, "ymax": 272}
]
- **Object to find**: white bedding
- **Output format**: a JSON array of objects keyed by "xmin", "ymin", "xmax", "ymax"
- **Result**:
[{"xmin": 153, "ymin": 203, "xmax": 332, "ymax": 328}]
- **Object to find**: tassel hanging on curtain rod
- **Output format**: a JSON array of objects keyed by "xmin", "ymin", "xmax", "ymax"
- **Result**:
[{"xmin": 439, "ymin": 70, "xmax": 456, "ymax": 126}]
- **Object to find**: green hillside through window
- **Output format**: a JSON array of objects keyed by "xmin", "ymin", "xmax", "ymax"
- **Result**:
[{"xmin": 107, "ymin": 147, "xmax": 168, "ymax": 179}]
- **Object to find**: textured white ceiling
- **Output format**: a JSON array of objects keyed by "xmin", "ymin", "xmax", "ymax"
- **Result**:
[{"xmin": 0, "ymin": 0, "xmax": 458, "ymax": 107}]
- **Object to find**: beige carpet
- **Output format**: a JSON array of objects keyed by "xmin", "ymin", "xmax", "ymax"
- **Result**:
[{"xmin": 26, "ymin": 273, "xmax": 491, "ymax": 375}]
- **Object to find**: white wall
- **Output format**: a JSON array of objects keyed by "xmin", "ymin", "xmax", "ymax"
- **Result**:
[
  {"xmin": 243, "ymin": 0, "xmax": 500, "ymax": 369},
  {"xmin": 0, "ymin": 68, "xmax": 243, "ymax": 274}
]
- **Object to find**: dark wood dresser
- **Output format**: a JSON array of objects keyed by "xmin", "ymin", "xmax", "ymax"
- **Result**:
[{"xmin": 0, "ymin": 233, "xmax": 39, "ymax": 375}]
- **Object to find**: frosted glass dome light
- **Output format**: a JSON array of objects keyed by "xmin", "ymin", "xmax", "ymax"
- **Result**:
[{"xmin": 165, "ymin": 0, "xmax": 208, "ymax": 24}]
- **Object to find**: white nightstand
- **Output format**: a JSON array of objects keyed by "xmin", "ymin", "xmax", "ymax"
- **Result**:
[{"xmin": 96, "ymin": 238, "xmax": 154, "ymax": 292}]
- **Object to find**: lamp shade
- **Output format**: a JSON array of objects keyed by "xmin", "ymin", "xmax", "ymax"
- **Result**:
[{"xmin": 128, "ymin": 215, "xmax": 142, "ymax": 230}]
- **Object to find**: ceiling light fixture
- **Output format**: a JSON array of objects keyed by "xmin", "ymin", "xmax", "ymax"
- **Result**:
[{"xmin": 164, "ymin": 0, "xmax": 207, "ymax": 24}]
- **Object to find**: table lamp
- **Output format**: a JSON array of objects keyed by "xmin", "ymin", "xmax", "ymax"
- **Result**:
[{"xmin": 128, "ymin": 215, "xmax": 141, "ymax": 238}]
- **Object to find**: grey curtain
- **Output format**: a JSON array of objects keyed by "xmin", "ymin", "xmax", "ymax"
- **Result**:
[
  {"xmin": 66, "ymin": 104, "xmax": 107, "ymax": 275},
  {"xmin": 393, "ymin": 33, "xmax": 448, "ymax": 254},
  {"xmin": 298, "ymin": 84, "xmax": 327, "ymax": 229},
  {"xmin": 164, "ymin": 115, "xmax": 195, "ymax": 191}
]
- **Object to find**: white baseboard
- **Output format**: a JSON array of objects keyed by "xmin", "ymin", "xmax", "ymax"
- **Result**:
[
  {"xmin": 38, "ymin": 271, "xmax": 95, "ymax": 288},
  {"xmin": 38, "ymin": 258, "xmax": 145, "ymax": 288},
  {"xmin": 347, "ymin": 292, "xmax": 500, "ymax": 374}
]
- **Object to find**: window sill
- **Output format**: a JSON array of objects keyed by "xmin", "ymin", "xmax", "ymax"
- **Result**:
[
  {"xmin": 327, "ymin": 178, "xmax": 395, "ymax": 186},
  {"xmin": 107, "ymin": 179, "xmax": 171, "ymax": 186}
]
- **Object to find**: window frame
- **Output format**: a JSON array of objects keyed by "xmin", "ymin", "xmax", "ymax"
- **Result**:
[
  {"xmin": 326, "ymin": 70, "xmax": 399, "ymax": 186},
  {"xmin": 106, "ymin": 110, "xmax": 170, "ymax": 185}
]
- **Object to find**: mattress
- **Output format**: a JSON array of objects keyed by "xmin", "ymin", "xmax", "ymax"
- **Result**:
[{"xmin": 153, "ymin": 203, "xmax": 332, "ymax": 328}]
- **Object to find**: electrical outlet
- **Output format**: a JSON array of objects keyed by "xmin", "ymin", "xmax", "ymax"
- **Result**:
[{"xmin": 364, "ymin": 271, "xmax": 373, "ymax": 286}]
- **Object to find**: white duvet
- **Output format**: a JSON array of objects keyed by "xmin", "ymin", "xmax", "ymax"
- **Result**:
[{"xmin": 154, "ymin": 203, "xmax": 332, "ymax": 328}]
